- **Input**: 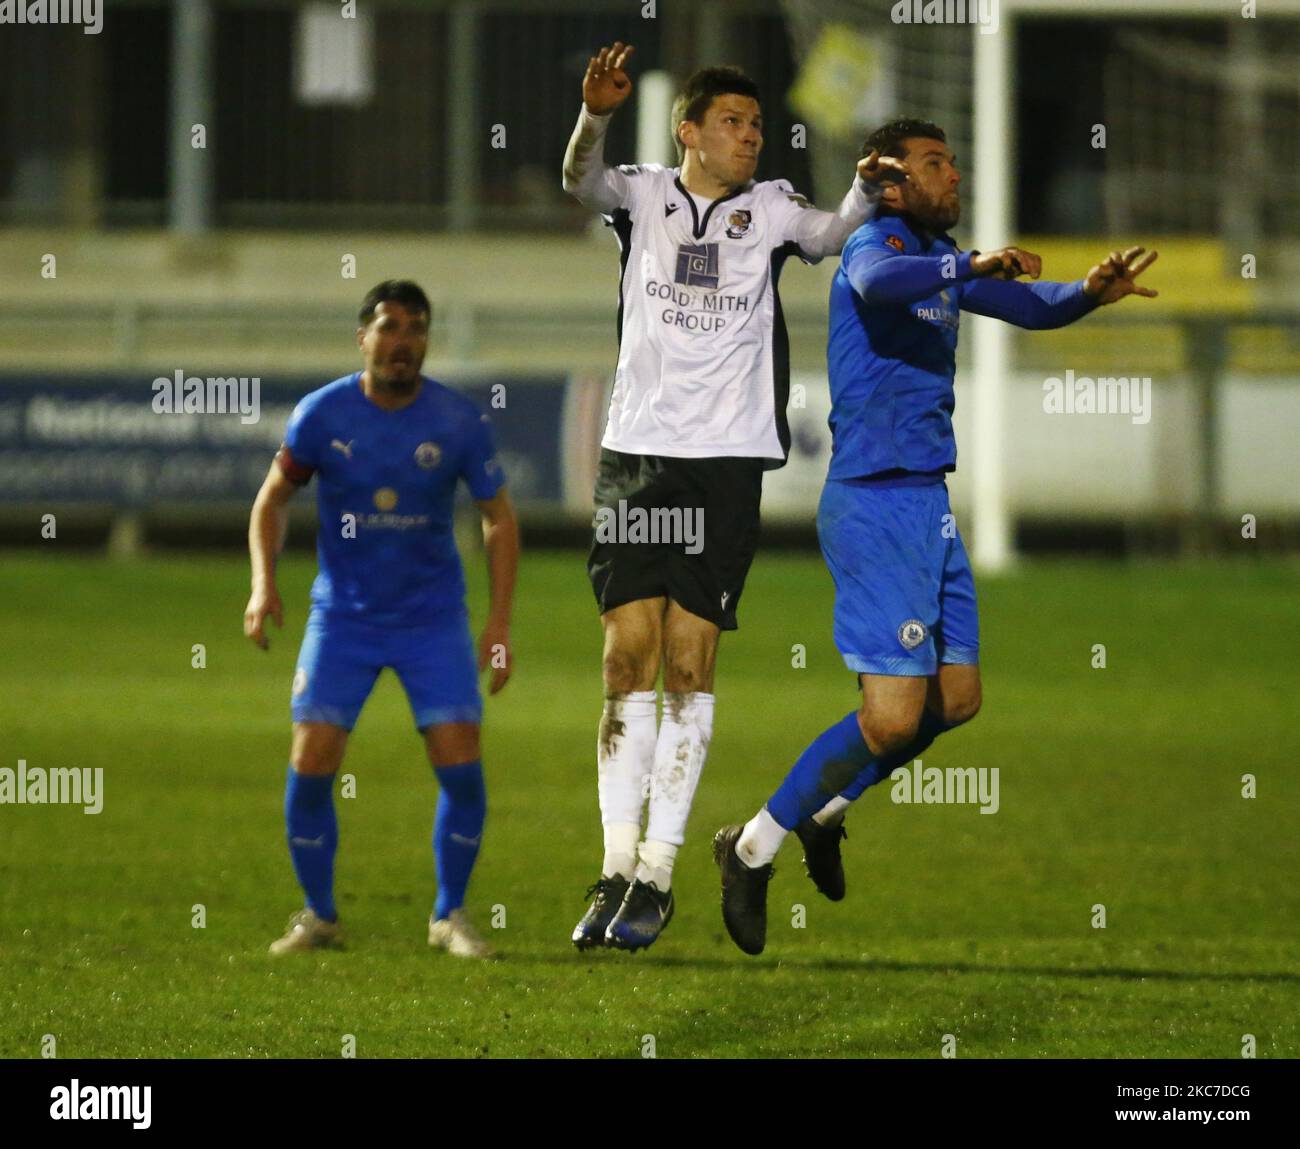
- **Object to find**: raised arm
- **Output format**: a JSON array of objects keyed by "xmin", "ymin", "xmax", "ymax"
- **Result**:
[
  {"xmin": 847, "ymin": 244, "xmax": 1041, "ymax": 307},
  {"xmin": 960, "ymin": 277, "xmax": 1098, "ymax": 329},
  {"xmin": 562, "ymin": 41, "xmax": 636, "ymax": 214},
  {"xmin": 847, "ymin": 247, "xmax": 979, "ymax": 306},
  {"xmin": 787, "ymin": 180, "xmax": 877, "ymax": 260},
  {"xmin": 785, "ymin": 151, "xmax": 904, "ymax": 259},
  {"xmin": 961, "ymin": 244, "xmax": 1158, "ymax": 328}
]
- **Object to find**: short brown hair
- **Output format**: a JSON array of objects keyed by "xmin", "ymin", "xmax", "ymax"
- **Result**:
[
  {"xmin": 670, "ymin": 66, "xmax": 761, "ymax": 163},
  {"xmin": 861, "ymin": 118, "xmax": 946, "ymax": 160}
]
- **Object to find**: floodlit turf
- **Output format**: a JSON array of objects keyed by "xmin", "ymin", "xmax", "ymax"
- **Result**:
[{"xmin": 1, "ymin": 549, "xmax": 1297, "ymax": 1058}]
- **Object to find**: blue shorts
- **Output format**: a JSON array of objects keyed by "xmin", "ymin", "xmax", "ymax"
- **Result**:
[
  {"xmin": 291, "ymin": 609, "xmax": 482, "ymax": 731},
  {"xmin": 818, "ymin": 476, "xmax": 980, "ymax": 677}
]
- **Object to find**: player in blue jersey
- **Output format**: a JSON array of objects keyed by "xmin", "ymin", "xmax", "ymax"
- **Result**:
[
  {"xmin": 244, "ymin": 280, "xmax": 519, "ymax": 958},
  {"xmin": 713, "ymin": 119, "xmax": 1158, "ymax": 954}
]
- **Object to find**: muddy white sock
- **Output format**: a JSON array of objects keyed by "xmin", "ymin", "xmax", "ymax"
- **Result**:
[
  {"xmin": 598, "ymin": 691, "xmax": 657, "ymax": 879},
  {"xmin": 641, "ymin": 691, "xmax": 714, "ymax": 886}
]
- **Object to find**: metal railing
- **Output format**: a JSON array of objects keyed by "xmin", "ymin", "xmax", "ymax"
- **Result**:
[{"xmin": 0, "ymin": 0, "xmax": 798, "ymax": 233}]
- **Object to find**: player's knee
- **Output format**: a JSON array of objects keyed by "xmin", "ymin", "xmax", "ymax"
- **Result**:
[
  {"xmin": 290, "ymin": 750, "xmax": 340, "ymax": 776},
  {"xmin": 942, "ymin": 685, "xmax": 982, "ymax": 727},
  {"xmin": 290, "ymin": 724, "xmax": 347, "ymax": 775},
  {"xmin": 858, "ymin": 708, "xmax": 922, "ymax": 755},
  {"xmin": 662, "ymin": 654, "xmax": 709, "ymax": 694},
  {"xmin": 603, "ymin": 647, "xmax": 652, "ymax": 694},
  {"xmin": 426, "ymin": 727, "xmax": 480, "ymax": 768},
  {"xmin": 290, "ymin": 735, "xmax": 343, "ymax": 775}
]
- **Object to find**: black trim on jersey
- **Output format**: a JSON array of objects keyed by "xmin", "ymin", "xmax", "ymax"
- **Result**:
[
  {"xmin": 607, "ymin": 207, "xmax": 635, "ymax": 346},
  {"xmin": 674, "ymin": 176, "xmax": 746, "ymax": 241},
  {"xmin": 765, "ymin": 240, "xmax": 801, "ymax": 471}
]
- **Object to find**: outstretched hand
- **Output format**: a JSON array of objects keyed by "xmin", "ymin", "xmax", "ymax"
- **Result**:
[
  {"xmin": 1083, "ymin": 246, "xmax": 1159, "ymax": 305},
  {"xmin": 583, "ymin": 41, "xmax": 635, "ymax": 116}
]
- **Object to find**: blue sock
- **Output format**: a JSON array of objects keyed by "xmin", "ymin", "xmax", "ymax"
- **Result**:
[
  {"xmin": 432, "ymin": 760, "xmax": 486, "ymax": 921},
  {"xmin": 767, "ymin": 707, "xmax": 956, "ymax": 828},
  {"xmin": 838, "ymin": 707, "xmax": 952, "ymax": 802},
  {"xmin": 767, "ymin": 712, "xmax": 879, "ymax": 830},
  {"xmin": 284, "ymin": 768, "xmax": 338, "ymax": 922}
]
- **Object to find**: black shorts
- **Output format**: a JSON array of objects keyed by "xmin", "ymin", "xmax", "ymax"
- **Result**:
[{"xmin": 587, "ymin": 448, "xmax": 764, "ymax": 630}]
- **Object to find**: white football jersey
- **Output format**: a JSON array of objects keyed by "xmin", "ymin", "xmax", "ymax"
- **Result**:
[{"xmin": 600, "ymin": 165, "xmax": 823, "ymax": 465}]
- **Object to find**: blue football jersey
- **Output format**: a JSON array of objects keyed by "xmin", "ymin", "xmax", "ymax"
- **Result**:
[
  {"xmin": 826, "ymin": 214, "xmax": 965, "ymax": 480},
  {"xmin": 826, "ymin": 212, "xmax": 1098, "ymax": 481},
  {"xmin": 281, "ymin": 373, "xmax": 504, "ymax": 626}
]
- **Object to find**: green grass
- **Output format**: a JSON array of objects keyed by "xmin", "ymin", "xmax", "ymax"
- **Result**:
[{"xmin": 1, "ymin": 550, "xmax": 1297, "ymax": 1058}]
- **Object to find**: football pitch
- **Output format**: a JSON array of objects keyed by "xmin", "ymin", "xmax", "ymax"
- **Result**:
[{"xmin": 1, "ymin": 550, "xmax": 1296, "ymax": 1059}]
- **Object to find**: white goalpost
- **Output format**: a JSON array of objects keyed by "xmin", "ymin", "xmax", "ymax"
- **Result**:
[{"xmin": 970, "ymin": 0, "xmax": 1300, "ymax": 571}]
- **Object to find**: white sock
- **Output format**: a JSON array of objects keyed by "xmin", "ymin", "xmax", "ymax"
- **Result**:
[
  {"xmin": 597, "ymin": 691, "xmax": 657, "ymax": 879},
  {"xmin": 812, "ymin": 795, "xmax": 850, "ymax": 825},
  {"xmin": 640, "ymin": 691, "xmax": 714, "ymax": 888},
  {"xmin": 635, "ymin": 839, "xmax": 677, "ymax": 891},
  {"xmin": 736, "ymin": 806, "xmax": 786, "ymax": 869},
  {"xmin": 602, "ymin": 822, "xmax": 640, "ymax": 881}
]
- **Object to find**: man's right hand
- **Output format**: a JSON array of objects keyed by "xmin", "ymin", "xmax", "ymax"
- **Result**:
[
  {"xmin": 244, "ymin": 584, "xmax": 284, "ymax": 651},
  {"xmin": 971, "ymin": 247, "xmax": 1042, "ymax": 281},
  {"xmin": 583, "ymin": 41, "xmax": 635, "ymax": 116},
  {"xmin": 857, "ymin": 149, "xmax": 909, "ymax": 188}
]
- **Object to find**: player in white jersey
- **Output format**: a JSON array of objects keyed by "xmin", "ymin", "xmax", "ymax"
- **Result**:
[{"xmin": 562, "ymin": 43, "xmax": 905, "ymax": 951}]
